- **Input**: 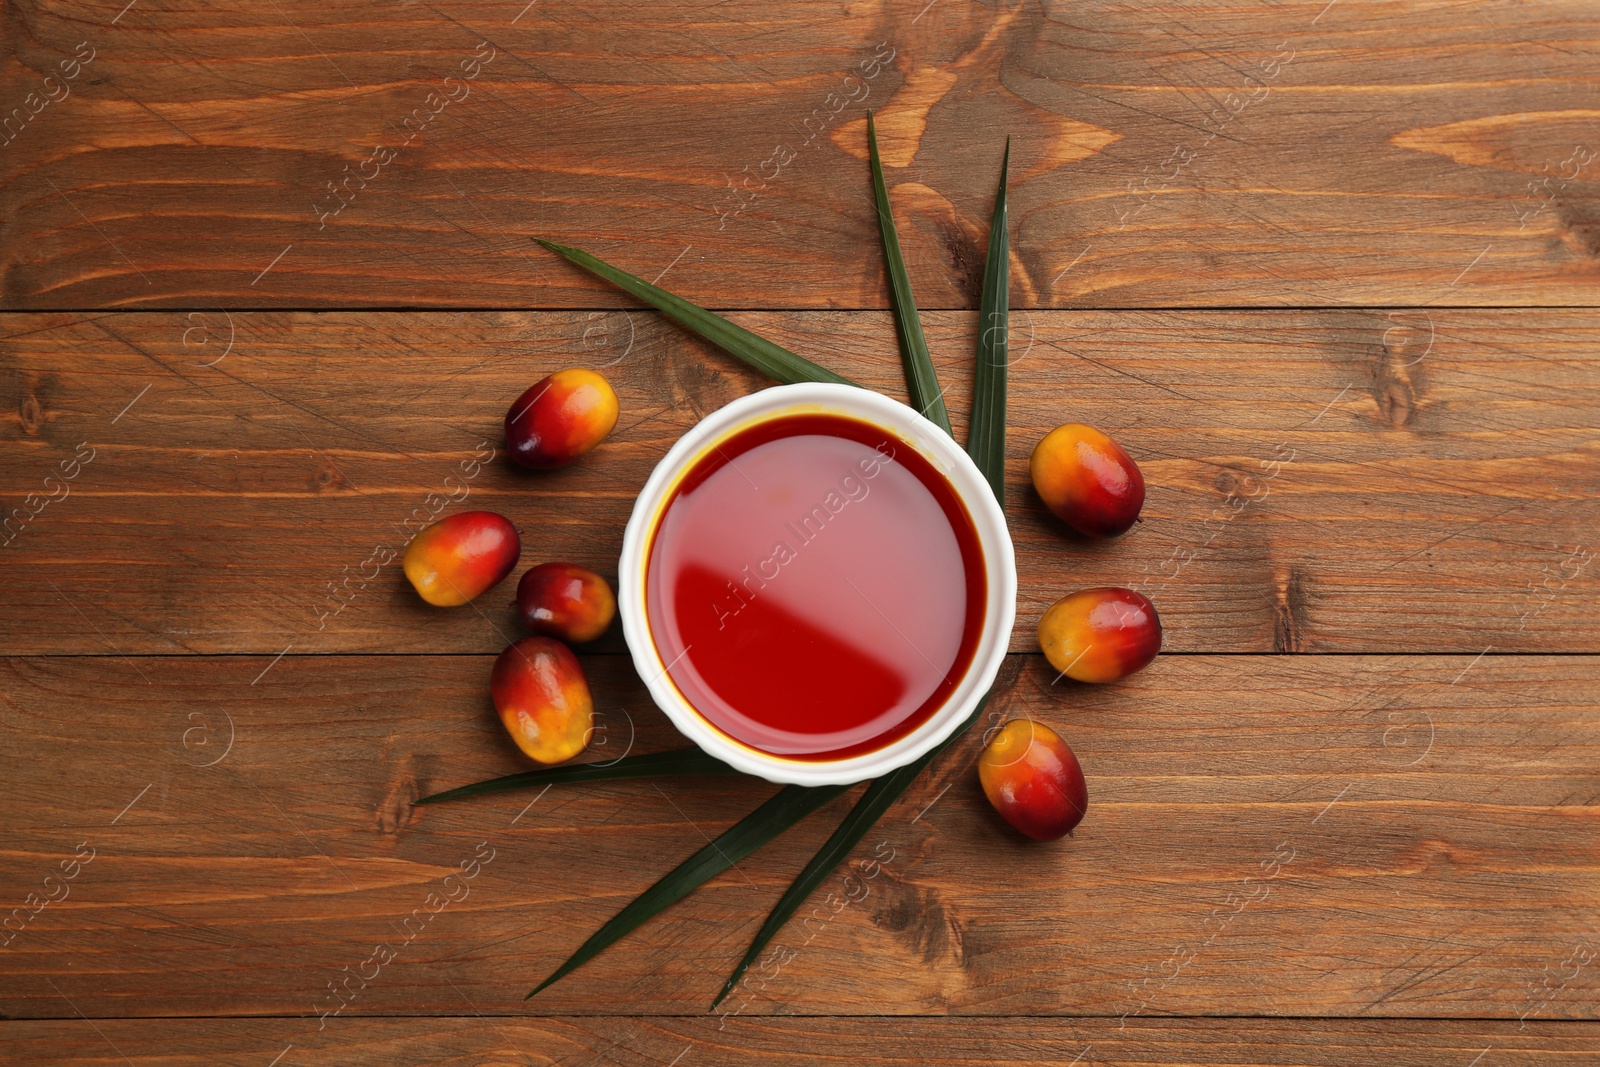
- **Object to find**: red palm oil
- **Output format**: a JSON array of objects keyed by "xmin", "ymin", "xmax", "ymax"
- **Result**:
[{"xmin": 644, "ymin": 413, "xmax": 985, "ymax": 760}]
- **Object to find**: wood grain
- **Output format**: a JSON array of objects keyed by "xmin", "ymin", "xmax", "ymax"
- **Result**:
[
  {"xmin": 4, "ymin": 5, "xmax": 1599, "ymax": 1061},
  {"xmin": 3, "ymin": 2, "xmax": 1600, "ymax": 308},
  {"xmin": 1, "ymin": 653, "xmax": 1594, "ymax": 1019},
  {"xmin": 3, "ymin": 309, "xmax": 1597, "ymax": 655},
  {"xmin": 3, "ymin": 1018, "xmax": 1598, "ymax": 1066}
]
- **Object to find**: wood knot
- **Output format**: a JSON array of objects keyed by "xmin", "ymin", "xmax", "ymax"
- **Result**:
[
  {"xmin": 988, "ymin": 654, "xmax": 1027, "ymax": 704},
  {"xmin": 1272, "ymin": 566, "xmax": 1309, "ymax": 653},
  {"xmin": 1394, "ymin": 837, "xmax": 1475, "ymax": 875},
  {"xmin": 871, "ymin": 878, "xmax": 965, "ymax": 967},
  {"xmin": 1213, "ymin": 465, "xmax": 1263, "ymax": 500},
  {"xmin": 377, "ymin": 767, "xmax": 418, "ymax": 834},
  {"xmin": 1557, "ymin": 202, "xmax": 1600, "ymax": 259},
  {"xmin": 664, "ymin": 351, "xmax": 734, "ymax": 422},
  {"xmin": 18, "ymin": 392, "xmax": 43, "ymax": 436},
  {"xmin": 312, "ymin": 462, "xmax": 346, "ymax": 491},
  {"xmin": 936, "ymin": 216, "xmax": 982, "ymax": 298},
  {"xmin": 1369, "ymin": 313, "xmax": 1432, "ymax": 429}
]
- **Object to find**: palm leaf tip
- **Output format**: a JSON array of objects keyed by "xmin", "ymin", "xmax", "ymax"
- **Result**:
[
  {"xmin": 533, "ymin": 237, "xmax": 855, "ymax": 388},
  {"xmin": 867, "ymin": 112, "xmax": 952, "ymax": 438},
  {"xmin": 968, "ymin": 137, "xmax": 1011, "ymax": 506},
  {"xmin": 413, "ymin": 748, "xmax": 737, "ymax": 806},
  {"xmin": 527, "ymin": 783, "xmax": 850, "ymax": 999},
  {"xmin": 711, "ymin": 694, "xmax": 991, "ymax": 1010}
]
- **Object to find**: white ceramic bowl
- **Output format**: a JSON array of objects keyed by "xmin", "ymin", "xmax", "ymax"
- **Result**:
[{"xmin": 617, "ymin": 382, "xmax": 1016, "ymax": 785}]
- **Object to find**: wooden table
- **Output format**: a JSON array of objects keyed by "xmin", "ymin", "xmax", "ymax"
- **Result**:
[{"xmin": 3, "ymin": 2, "xmax": 1598, "ymax": 1064}]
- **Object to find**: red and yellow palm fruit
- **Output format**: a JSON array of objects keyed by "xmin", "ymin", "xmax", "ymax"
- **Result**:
[
  {"xmin": 978, "ymin": 719, "xmax": 1088, "ymax": 841},
  {"xmin": 1038, "ymin": 587, "xmax": 1161, "ymax": 683},
  {"xmin": 517, "ymin": 562, "xmax": 616, "ymax": 643},
  {"xmin": 1030, "ymin": 423, "xmax": 1145, "ymax": 537},
  {"xmin": 505, "ymin": 368, "xmax": 619, "ymax": 470},
  {"xmin": 491, "ymin": 637, "xmax": 594, "ymax": 764},
  {"xmin": 402, "ymin": 511, "xmax": 521, "ymax": 606}
]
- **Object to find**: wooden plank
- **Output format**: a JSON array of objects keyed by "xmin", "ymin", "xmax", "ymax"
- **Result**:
[
  {"xmin": 3, "ymin": 309, "xmax": 1597, "ymax": 655},
  {"xmin": 3, "ymin": 1017, "xmax": 1598, "ymax": 1067},
  {"xmin": 3, "ymin": 2, "xmax": 1600, "ymax": 308},
  {"xmin": 0, "ymin": 653, "xmax": 1593, "ymax": 1020}
]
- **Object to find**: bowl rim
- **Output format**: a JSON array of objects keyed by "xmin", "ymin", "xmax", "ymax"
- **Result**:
[{"xmin": 616, "ymin": 381, "xmax": 1017, "ymax": 786}]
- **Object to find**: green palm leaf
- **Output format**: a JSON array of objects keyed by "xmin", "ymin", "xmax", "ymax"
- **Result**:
[
  {"xmin": 710, "ymin": 694, "xmax": 989, "ymax": 1008},
  {"xmin": 968, "ymin": 138, "xmax": 1011, "ymax": 506},
  {"xmin": 414, "ymin": 748, "xmax": 736, "ymax": 807},
  {"xmin": 525, "ymin": 137, "xmax": 1013, "ymax": 1007},
  {"xmin": 868, "ymin": 112, "xmax": 951, "ymax": 435},
  {"xmin": 528, "ymin": 783, "xmax": 849, "ymax": 998},
  {"xmin": 714, "ymin": 140, "xmax": 1013, "ymax": 1008},
  {"xmin": 536, "ymin": 239, "xmax": 855, "ymax": 388}
]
